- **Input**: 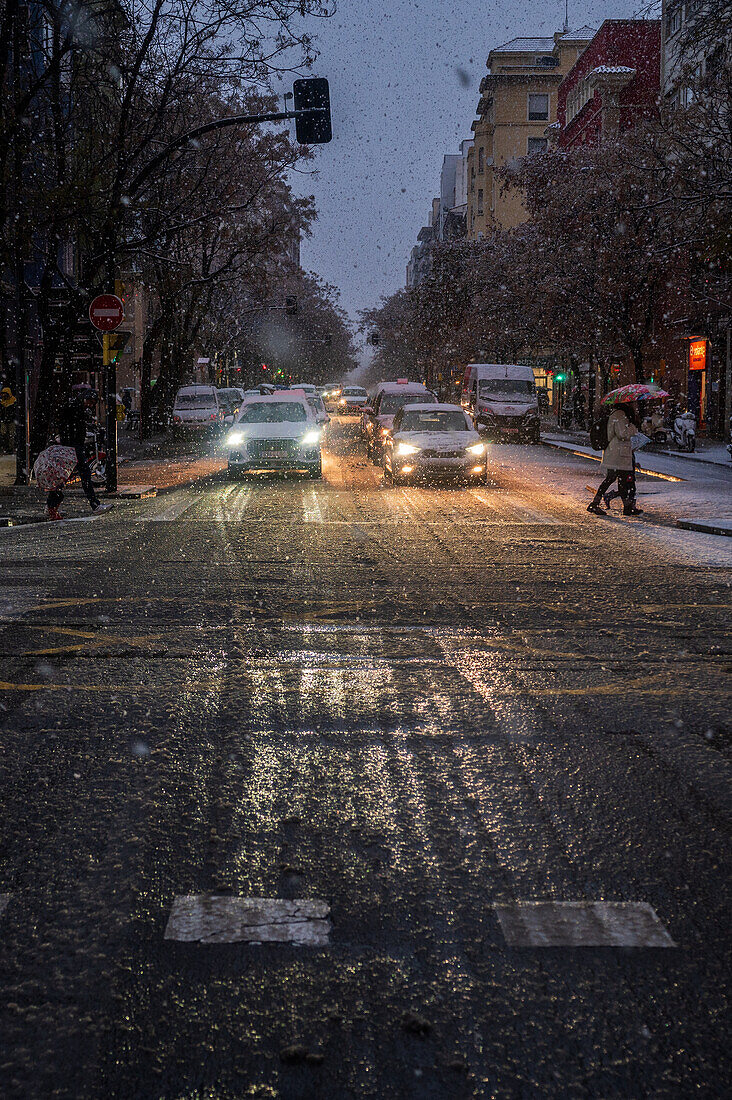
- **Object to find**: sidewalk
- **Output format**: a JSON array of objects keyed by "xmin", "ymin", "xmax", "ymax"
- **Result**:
[
  {"xmin": 543, "ymin": 422, "xmax": 730, "ymax": 469},
  {"xmin": 0, "ymin": 437, "xmax": 225, "ymax": 525}
]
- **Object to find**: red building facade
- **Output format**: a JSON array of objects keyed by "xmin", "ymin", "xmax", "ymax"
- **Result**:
[{"xmin": 556, "ymin": 20, "xmax": 661, "ymax": 148}]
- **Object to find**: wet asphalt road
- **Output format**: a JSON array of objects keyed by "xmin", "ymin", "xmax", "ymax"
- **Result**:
[{"xmin": 0, "ymin": 417, "xmax": 730, "ymax": 1099}]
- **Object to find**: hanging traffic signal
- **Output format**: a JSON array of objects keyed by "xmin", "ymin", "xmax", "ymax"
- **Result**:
[
  {"xmin": 293, "ymin": 78, "xmax": 332, "ymax": 145},
  {"xmin": 554, "ymin": 372, "xmax": 566, "ymax": 383},
  {"xmin": 285, "ymin": 296, "xmax": 298, "ymax": 315}
]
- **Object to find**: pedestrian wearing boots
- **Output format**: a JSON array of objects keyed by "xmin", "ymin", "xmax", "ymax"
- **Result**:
[
  {"xmin": 587, "ymin": 401, "xmax": 643, "ymax": 517},
  {"xmin": 46, "ymin": 385, "xmax": 109, "ymax": 520}
]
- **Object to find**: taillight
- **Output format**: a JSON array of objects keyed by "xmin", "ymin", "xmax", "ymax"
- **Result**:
[
  {"xmin": 173, "ymin": 415, "xmax": 181, "ymax": 423},
  {"xmin": 210, "ymin": 413, "xmax": 217, "ymax": 420}
]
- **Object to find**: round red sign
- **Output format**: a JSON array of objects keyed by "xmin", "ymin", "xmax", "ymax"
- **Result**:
[{"xmin": 89, "ymin": 294, "xmax": 125, "ymax": 332}]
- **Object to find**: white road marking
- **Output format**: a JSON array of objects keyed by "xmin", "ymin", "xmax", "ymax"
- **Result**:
[
  {"xmin": 164, "ymin": 896, "xmax": 331, "ymax": 945},
  {"xmin": 139, "ymin": 493, "xmax": 200, "ymax": 522},
  {"xmin": 469, "ymin": 489, "xmax": 560, "ymax": 525},
  {"xmin": 303, "ymin": 488, "xmax": 324, "ymax": 523},
  {"xmin": 493, "ymin": 901, "xmax": 676, "ymax": 947}
]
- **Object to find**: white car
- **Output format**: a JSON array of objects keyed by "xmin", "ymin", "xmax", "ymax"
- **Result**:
[
  {"xmin": 226, "ymin": 394, "xmax": 322, "ymax": 479},
  {"xmin": 337, "ymin": 385, "xmax": 369, "ymax": 414},
  {"xmin": 171, "ymin": 385, "xmax": 223, "ymax": 436},
  {"xmin": 382, "ymin": 403, "xmax": 487, "ymax": 485}
]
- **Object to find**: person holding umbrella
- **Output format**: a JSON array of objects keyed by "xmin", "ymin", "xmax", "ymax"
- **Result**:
[{"xmin": 588, "ymin": 400, "xmax": 643, "ymax": 516}]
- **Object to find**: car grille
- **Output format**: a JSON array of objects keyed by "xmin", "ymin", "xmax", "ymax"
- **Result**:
[{"xmin": 246, "ymin": 439, "xmax": 299, "ymax": 459}]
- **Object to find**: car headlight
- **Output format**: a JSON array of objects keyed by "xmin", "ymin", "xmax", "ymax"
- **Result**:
[
  {"xmin": 465, "ymin": 442, "xmax": 485, "ymax": 455},
  {"xmin": 301, "ymin": 430, "xmax": 320, "ymax": 447},
  {"xmin": 395, "ymin": 442, "xmax": 421, "ymax": 457},
  {"xmin": 339, "ymin": 398, "xmax": 347, "ymax": 405},
  {"xmin": 226, "ymin": 431, "xmax": 244, "ymax": 446},
  {"xmin": 380, "ymin": 427, "xmax": 390, "ymax": 436}
]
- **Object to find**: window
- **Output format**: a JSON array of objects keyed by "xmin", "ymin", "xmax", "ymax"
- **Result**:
[
  {"xmin": 527, "ymin": 137, "xmax": 547, "ymax": 155},
  {"xmin": 477, "ymin": 188, "xmax": 484, "ymax": 215},
  {"xmin": 665, "ymin": 5, "xmax": 681, "ymax": 37},
  {"xmin": 528, "ymin": 93, "xmax": 549, "ymax": 121},
  {"xmin": 478, "ymin": 146, "xmax": 484, "ymax": 172}
]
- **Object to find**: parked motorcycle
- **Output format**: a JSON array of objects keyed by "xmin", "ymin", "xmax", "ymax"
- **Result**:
[{"xmin": 672, "ymin": 410, "xmax": 696, "ymax": 452}]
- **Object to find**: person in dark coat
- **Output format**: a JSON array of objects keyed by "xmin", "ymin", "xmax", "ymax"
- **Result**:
[{"xmin": 46, "ymin": 385, "xmax": 104, "ymax": 519}]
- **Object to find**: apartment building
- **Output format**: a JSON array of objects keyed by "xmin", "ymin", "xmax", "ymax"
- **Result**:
[
  {"xmin": 556, "ymin": 20, "xmax": 661, "ymax": 148},
  {"xmin": 467, "ymin": 27, "xmax": 595, "ymax": 238}
]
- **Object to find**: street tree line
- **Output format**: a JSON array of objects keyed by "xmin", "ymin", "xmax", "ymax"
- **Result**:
[
  {"xmin": 0, "ymin": 0, "xmax": 354, "ymax": 451},
  {"xmin": 363, "ymin": 52, "xmax": 730, "ymax": 399}
]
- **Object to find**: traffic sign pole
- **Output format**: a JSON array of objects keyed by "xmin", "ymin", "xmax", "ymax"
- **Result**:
[{"xmin": 103, "ymin": 333, "xmax": 118, "ymax": 493}]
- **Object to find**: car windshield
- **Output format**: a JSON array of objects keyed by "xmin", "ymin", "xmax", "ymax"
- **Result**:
[
  {"xmin": 175, "ymin": 393, "xmax": 215, "ymax": 408},
  {"xmin": 400, "ymin": 409, "xmax": 468, "ymax": 432},
  {"xmin": 219, "ymin": 390, "xmax": 240, "ymax": 403},
  {"xmin": 479, "ymin": 378, "xmax": 535, "ymax": 395},
  {"xmin": 379, "ymin": 391, "xmax": 435, "ymax": 415},
  {"xmin": 343, "ymin": 386, "xmax": 366, "ymax": 396},
  {"xmin": 237, "ymin": 402, "xmax": 307, "ymax": 424}
]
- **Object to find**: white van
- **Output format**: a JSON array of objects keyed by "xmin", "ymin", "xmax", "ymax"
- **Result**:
[
  {"xmin": 462, "ymin": 363, "xmax": 540, "ymax": 442},
  {"xmin": 171, "ymin": 385, "xmax": 223, "ymax": 436}
]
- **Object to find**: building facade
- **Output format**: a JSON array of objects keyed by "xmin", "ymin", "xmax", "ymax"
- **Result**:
[
  {"xmin": 556, "ymin": 20, "xmax": 661, "ymax": 148},
  {"xmin": 467, "ymin": 27, "xmax": 596, "ymax": 239},
  {"xmin": 406, "ymin": 141, "xmax": 472, "ymax": 289}
]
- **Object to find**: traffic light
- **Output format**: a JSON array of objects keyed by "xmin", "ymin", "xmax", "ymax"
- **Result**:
[
  {"xmin": 285, "ymin": 296, "xmax": 298, "ymax": 315},
  {"xmin": 554, "ymin": 372, "xmax": 566, "ymax": 383},
  {"xmin": 368, "ymin": 331, "xmax": 380, "ymax": 346},
  {"xmin": 293, "ymin": 77, "xmax": 332, "ymax": 145}
]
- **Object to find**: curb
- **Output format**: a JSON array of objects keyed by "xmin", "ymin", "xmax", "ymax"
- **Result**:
[
  {"xmin": 541, "ymin": 440, "xmax": 686, "ymax": 483},
  {"xmin": 676, "ymin": 518, "xmax": 732, "ymax": 537}
]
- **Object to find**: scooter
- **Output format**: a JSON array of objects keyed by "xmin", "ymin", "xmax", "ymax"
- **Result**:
[{"xmin": 672, "ymin": 410, "xmax": 696, "ymax": 452}]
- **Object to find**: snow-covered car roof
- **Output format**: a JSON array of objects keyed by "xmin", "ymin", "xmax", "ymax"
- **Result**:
[{"xmin": 377, "ymin": 381, "xmax": 432, "ymax": 395}]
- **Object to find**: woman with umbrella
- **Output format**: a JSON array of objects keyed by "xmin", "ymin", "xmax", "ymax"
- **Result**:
[{"xmin": 587, "ymin": 384, "xmax": 666, "ymax": 516}]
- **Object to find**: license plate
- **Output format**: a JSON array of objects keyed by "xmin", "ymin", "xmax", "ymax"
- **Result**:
[
  {"xmin": 263, "ymin": 449, "xmax": 286, "ymax": 459},
  {"xmin": 505, "ymin": 427, "xmax": 519, "ymax": 433}
]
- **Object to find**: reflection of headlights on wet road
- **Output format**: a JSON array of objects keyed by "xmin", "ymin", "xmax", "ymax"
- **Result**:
[
  {"xmin": 301, "ymin": 430, "xmax": 321, "ymax": 447},
  {"xmin": 465, "ymin": 442, "xmax": 485, "ymax": 455},
  {"xmin": 395, "ymin": 442, "xmax": 421, "ymax": 457},
  {"xmin": 226, "ymin": 431, "xmax": 244, "ymax": 447}
]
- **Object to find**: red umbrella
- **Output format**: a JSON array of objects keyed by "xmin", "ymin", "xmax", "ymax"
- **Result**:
[{"xmin": 601, "ymin": 383, "xmax": 669, "ymax": 406}]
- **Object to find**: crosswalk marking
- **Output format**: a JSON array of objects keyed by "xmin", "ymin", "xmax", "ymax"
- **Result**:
[
  {"xmin": 137, "ymin": 493, "xmax": 200, "ymax": 522},
  {"xmin": 164, "ymin": 896, "xmax": 331, "ymax": 944},
  {"xmin": 493, "ymin": 901, "xmax": 676, "ymax": 947}
]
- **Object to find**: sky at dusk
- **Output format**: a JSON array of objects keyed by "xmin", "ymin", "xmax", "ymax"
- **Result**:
[{"xmin": 293, "ymin": 0, "xmax": 640, "ymax": 328}]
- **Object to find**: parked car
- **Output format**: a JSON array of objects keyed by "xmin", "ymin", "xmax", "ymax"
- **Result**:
[
  {"xmin": 171, "ymin": 385, "xmax": 223, "ymax": 437},
  {"xmin": 337, "ymin": 385, "xmax": 369, "ymax": 414},
  {"xmin": 383, "ymin": 403, "xmax": 487, "ymax": 485},
  {"xmin": 217, "ymin": 387, "xmax": 244, "ymax": 425},
  {"xmin": 462, "ymin": 363, "xmax": 540, "ymax": 442},
  {"xmin": 226, "ymin": 394, "xmax": 322, "ymax": 479},
  {"xmin": 363, "ymin": 380, "xmax": 438, "ymax": 464}
]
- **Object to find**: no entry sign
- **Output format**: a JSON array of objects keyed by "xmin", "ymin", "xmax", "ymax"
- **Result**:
[{"xmin": 89, "ymin": 294, "xmax": 125, "ymax": 332}]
